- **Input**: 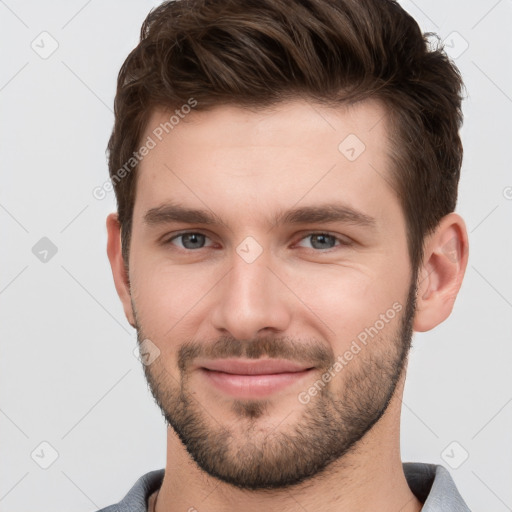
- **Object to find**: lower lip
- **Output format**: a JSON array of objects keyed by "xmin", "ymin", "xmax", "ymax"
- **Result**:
[{"xmin": 200, "ymin": 368, "xmax": 314, "ymax": 399}]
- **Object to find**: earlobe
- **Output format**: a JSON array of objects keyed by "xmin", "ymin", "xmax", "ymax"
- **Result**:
[
  {"xmin": 106, "ymin": 212, "xmax": 136, "ymax": 328},
  {"xmin": 413, "ymin": 213, "xmax": 469, "ymax": 332}
]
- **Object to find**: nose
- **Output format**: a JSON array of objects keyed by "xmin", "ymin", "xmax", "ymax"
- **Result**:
[{"xmin": 210, "ymin": 248, "xmax": 292, "ymax": 340}]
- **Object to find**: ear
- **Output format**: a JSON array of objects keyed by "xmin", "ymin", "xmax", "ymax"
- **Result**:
[
  {"xmin": 413, "ymin": 212, "xmax": 469, "ymax": 332},
  {"xmin": 106, "ymin": 212, "xmax": 136, "ymax": 328}
]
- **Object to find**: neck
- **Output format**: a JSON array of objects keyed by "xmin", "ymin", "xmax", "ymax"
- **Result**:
[{"xmin": 155, "ymin": 378, "xmax": 421, "ymax": 512}]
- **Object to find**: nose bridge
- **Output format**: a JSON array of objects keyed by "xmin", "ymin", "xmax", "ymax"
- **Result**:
[{"xmin": 211, "ymin": 242, "xmax": 291, "ymax": 338}]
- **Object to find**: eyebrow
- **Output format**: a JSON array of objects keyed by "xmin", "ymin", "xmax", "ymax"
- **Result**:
[
  {"xmin": 274, "ymin": 204, "xmax": 376, "ymax": 228},
  {"xmin": 143, "ymin": 202, "xmax": 376, "ymax": 230}
]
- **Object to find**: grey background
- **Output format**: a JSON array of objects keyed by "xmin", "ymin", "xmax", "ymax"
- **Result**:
[{"xmin": 0, "ymin": 1, "xmax": 511, "ymax": 510}]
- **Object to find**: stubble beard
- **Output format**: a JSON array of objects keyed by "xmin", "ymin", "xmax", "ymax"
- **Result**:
[{"xmin": 134, "ymin": 278, "xmax": 417, "ymax": 491}]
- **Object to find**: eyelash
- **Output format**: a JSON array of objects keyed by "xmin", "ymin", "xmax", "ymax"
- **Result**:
[{"xmin": 163, "ymin": 231, "xmax": 353, "ymax": 251}]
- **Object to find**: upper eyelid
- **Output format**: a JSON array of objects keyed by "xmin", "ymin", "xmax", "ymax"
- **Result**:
[{"xmin": 165, "ymin": 229, "xmax": 214, "ymax": 241}]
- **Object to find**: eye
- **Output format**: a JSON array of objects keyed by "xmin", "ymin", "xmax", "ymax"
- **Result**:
[
  {"xmin": 166, "ymin": 232, "xmax": 214, "ymax": 250},
  {"xmin": 296, "ymin": 233, "xmax": 351, "ymax": 250}
]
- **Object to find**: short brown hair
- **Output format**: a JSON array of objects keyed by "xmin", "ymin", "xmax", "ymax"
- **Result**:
[{"xmin": 108, "ymin": 0, "xmax": 464, "ymax": 271}]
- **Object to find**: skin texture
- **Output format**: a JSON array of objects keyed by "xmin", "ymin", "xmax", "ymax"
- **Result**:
[{"xmin": 107, "ymin": 99, "xmax": 469, "ymax": 512}]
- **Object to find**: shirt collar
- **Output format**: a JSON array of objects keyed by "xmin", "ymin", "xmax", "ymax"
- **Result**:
[{"xmin": 403, "ymin": 462, "xmax": 471, "ymax": 511}]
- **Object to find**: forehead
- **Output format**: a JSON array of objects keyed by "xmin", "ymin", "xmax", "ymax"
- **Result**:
[
  {"xmin": 142, "ymin": 98, "xmax": 389, "ymax": 156},
  {"xmin": 133, "ymin": 98, "xmax": 398, "ymax": 227}
]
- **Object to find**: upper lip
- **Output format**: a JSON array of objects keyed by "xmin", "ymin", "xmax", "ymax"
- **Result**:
[{"xmin": 199, "ymin": 359, "xmax": 313, "ymax": 375}]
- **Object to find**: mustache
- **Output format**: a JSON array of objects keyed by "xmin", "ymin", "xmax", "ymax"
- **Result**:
[{"xmin": 176, "ymin": 334, "xmax": 335, "ymax": 374}]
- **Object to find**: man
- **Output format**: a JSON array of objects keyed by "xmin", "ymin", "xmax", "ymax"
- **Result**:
[{"xmin": 100, "ymin": 0, "xmax": 470, "ymax": 510}]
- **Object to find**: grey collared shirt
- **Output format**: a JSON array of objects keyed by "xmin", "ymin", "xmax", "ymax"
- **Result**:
[{"xmin": 96, "ymin": 462, "xmax": 470, "ymax": 511}]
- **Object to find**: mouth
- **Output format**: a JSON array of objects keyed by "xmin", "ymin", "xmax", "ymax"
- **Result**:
[{"xmin": 197, "ymin": 358, "xmax": 315, "ymax": 399}]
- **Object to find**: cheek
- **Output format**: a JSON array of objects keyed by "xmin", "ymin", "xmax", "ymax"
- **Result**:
[
  {"xmin": 284, "ymin": 261, "xmax": 408, "ymax": 350},
  {"xmin": 130, "ymin": 260, "xmax": 219, "ymax": 343}
]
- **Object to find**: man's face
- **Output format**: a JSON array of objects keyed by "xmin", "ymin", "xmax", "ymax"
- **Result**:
[{"xmin": 127, "ymin": 99, "xmax": 416, "ymax": 490}]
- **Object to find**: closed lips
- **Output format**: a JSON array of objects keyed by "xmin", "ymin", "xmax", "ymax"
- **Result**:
[{"xmin": 199, "ymin": 359, "xmax": 313, "ymax": 375}]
